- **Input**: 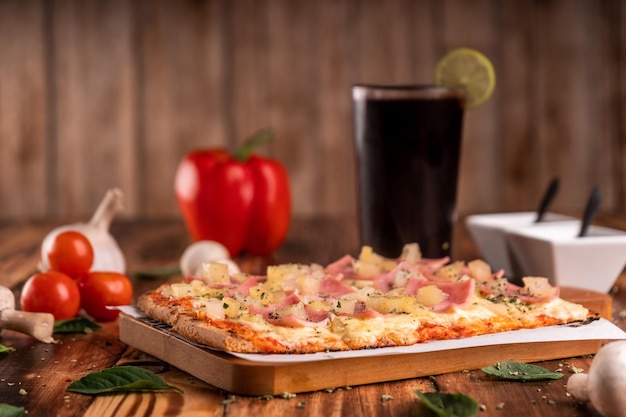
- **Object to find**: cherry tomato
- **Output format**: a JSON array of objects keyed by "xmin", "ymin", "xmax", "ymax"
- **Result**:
[
  {"xmin": 47, "ymin": 230, "xmax": 94, "ymax": 278},
  {"xmin": 20, "ymin": 271, "xmax": 81, "ymax": 320},
  {"xmin": 77, "ymin": 272, "xmax": 133, "ymax": 321}
]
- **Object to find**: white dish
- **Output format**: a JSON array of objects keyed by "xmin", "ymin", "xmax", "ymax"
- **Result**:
[
  {"xmin": 505, "ymin": 222, "xmax": 626, "ymax": 293},
  {"xmin": 465, "ymin": 212, "xmax": 574, "ymax": 273}
]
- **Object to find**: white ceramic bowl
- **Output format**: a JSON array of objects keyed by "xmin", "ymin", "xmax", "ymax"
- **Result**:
[
  {"xmin": 465, "ymin": 212, "xmax": 574, "ymax": 274},
  {"xmin": 505, "ymin": 222, "xmax": 626, "ymax": 293}
]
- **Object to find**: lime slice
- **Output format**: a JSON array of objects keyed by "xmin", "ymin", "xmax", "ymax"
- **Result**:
[{"xmin": 434, "ymin": 48, "xmax": 495, "ymax": 109}]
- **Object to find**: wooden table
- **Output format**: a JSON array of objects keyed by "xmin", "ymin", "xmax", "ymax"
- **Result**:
[{"xmin": 1, "ymin": 215, "xmax": 625, "ymax": 417}]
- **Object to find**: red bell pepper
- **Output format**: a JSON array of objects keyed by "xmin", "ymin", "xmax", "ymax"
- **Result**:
[{"xmin": 174, "ymin": 131, "xmax": 291, "ymax": 257}]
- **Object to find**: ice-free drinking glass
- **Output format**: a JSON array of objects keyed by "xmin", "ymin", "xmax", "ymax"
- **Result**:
[{"xmin": 352, "ymin": 85, "xmax": 465, "ymax": 258}]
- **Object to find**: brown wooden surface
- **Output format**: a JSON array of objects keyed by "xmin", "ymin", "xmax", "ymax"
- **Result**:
[
  {"xmin": 1, "ymin": 215, "xmax": 626, "ymax": 416},
  {"xmin": 118, "ymin": 305, "xmax": 607, "ymax": 396},
  {"xmin": 1, "ymin": 0, "xmax": 626, "ymax": 221}
]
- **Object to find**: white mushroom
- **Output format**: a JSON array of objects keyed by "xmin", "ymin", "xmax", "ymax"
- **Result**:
[
  {"xmin": 180, "ymin": 240, "xmax": 240, "ymax": 277},
  {"xmin": 567, "ymin": 340, "xmax": 626, "ymax": 417},
  {"xmin": 0, "ymin": 286, "xmax": 55, "ymax": 343}
]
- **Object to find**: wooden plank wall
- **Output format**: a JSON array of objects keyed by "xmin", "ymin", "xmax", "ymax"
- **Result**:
[{"xmin": 0, "ymin": 0, "xmax": 625, "ymax": 223}]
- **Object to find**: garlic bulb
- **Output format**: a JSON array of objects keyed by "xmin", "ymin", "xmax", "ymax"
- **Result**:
[
  {"xmin": 180, "ymin": 240, "xmax": 240, "ymax": 277},
  {"xmin": 40, "ymin": 188, "xmax": 126, "ymax": 273}
]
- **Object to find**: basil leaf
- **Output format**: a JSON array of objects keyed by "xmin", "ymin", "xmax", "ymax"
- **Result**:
[
  {"xmin": 0, "ymin": 344, "xmax": 15, "ymax": 355},
  {"xmin": 0, "ymin": 344, "xmax": 15, "ymax": 353},
  {"xmin": 134, "ymin": 265, "xmax": 181, "ymax": 280},
  {"xmin": 415, "ymin": 390, "xmax": 479, "ymax": 417},
  {"xmin": 67, "ymin": 366, "xmax": 183, "ymax": 395},
  {"xmin": 0, "ymin": 404, "xmax": 25, "ymax": 417},
  {"xmin": 54, "ymin": 317, "xmax": 101, "ymax": 334},
  {"xmin": 481, "ymin": 361, "xmax": 563, "ymax": 381}
]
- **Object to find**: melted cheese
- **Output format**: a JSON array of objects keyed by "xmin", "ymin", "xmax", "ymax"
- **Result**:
[
  {"xmin": 197, "ymin": 289, "xmax": 588, "ymax": 352},
  {"xmin": 153, "ymin": 251, "xmax": 591, "ymax": 353}
]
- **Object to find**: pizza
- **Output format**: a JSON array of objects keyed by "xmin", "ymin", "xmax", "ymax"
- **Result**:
[{"xmin": 136, "ymin": 243, "xmax": 594, "ymax": 354}]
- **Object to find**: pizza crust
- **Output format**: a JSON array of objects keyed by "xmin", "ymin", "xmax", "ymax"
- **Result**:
[
  {"xmin": 135, "ymin": 250, "xmax": 593, "ymax": 354},
  {"xmin": 136, "ymin": 292, "xmax": 180, "ymax": 326},
  {"xmin": 138, "ymin": 291, "xmax": 271, "ymax": 353},
  {"xmin": 137, "ymin": 291, "xmax": 341, "ymax": 353},
  {"xmin": 173, "ymin": 315, "xmax": 258, "ymax": 353}
]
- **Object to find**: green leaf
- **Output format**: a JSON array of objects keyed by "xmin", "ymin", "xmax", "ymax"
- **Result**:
[
  {"xmin": 54, "ymin": 317, "xmax": 101, "ymax": 334},
  {"xmin": 66, "ymin": 366, "xmax": 183, "ymax": 395},
  {"xmin": 0, "ymin": 404, "xmax": 25, "ymax": 417},
  {"xmin": 481, "ymin": 361, "xmax": 564, "ymax": 381},
  {"xmin": 415, "ymin": 390, "xmax": 479, "ymax": 417},
  {"xmin": 0, "ymin": 344, "xmax": 15, "ymax": 355}
]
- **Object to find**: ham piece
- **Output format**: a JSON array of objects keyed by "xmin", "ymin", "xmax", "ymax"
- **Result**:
[
  {"xmin": 403, "ymin": 276, "xmax": 476, "ymax": 312},
  {"xmin": 248, "ymin": 292, "xmax": 301, "ymax": 317},
  {"xmin": 428, "ymin": 279, "xmax": 476, "ymax": 312},
  {"xmin": 350, "ymin": 301, "xmax": 382, "ymax": 318},
  {"xmin": 236, "ymin": 248, "xmax": 561, "ymax": 328},
  {"xmin": 324, "ymin": 254, "xmax": 355, "ymax": 275},
  {"xmin": 248, "ymin": 292, "xmax": 330, "ymax": 328},
  {"xmin": 265, "ymin": 312, "xmax": 330, "ymax": 328},
  {"xmin": 319, "ymin": 275, "xmax": 355, "ymax": 297},
  {"xmin": 228, "ymin": 275, "xmax": 264, "ymax": 297}
]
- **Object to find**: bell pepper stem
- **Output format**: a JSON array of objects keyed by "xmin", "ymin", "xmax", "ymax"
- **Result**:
[{"xmin": 234, "ymin": 130, "xmax": 273, "ymax": 162}]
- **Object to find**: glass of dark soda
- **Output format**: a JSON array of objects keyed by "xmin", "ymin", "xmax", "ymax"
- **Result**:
[{"xmin": 352, "ymin": 85, "xmax": 466, "ymax": 259}]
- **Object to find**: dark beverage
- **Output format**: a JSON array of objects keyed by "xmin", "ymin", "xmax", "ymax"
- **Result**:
[{"xmin": 353, "ymin": 85, "xmax": 465, "ymax": 258}]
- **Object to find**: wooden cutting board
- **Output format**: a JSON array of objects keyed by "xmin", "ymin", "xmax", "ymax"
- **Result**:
[
  {"xmin": 559, "ymin": 287, "xmax": 613, "ymax": 319},
  {"xmin": 119, "ymin": 287, "xmax": 613, "ymax": 396}
]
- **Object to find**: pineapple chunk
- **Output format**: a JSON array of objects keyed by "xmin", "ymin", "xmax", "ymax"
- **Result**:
[
  {"xmin": 276, "ymin": 302, "xmax": 308, "ymax": 320},
  {"xmin": 204, "ymin": 299, "xmax": 226, "ymax": 319},
  {"xmin": 367, "ymin": 295, "xmax": 424, "ymax": 314},
  {"xmin": 308, "ymin": 299, "xmax": 331, "ymax": 312},
  {"xmin": 436, "ymin": 261, "xmax": 464, "ymax": 280},
  {"xmin": 280, "ymin": 277, "xmax": 298, "ymax": 293},
  {"xmin": 522, "ymin": 277, "xmax": 558, "ymax": 298},
  {"xmin": 358, "ymin": 245, "xmax": 375, "ymax": 262},
  {"xmin": 416, "ymin": 285, "xmax": 448, "ymax": 307},
  {"xmin": 482, "ymin": 277, "xmax": 509, "ymax": 295},
  {"xmin": 201, "ymin": 262, "xmax": 230, "ymax": 285},
  {"xmin": 467, "ymin": 259, "xmax": 492, "ymax": 282},
  {"xmin": 222, "ymin": 296, "xmax": 242, "ymax": 318},
  {"xmin": 394, "ymin": 295, "xmax": 427, "ymax": 314},
  {"xmin": 401, "ymin": 243, "xmax": 422, "ymax": 263},
  {"xmin": 331, "ymin": 298, "xmax": 357, "ymax": 315},
  {"xmin": 169, "ymin": 283, "xmax": 196, "ymax": 298},
  {"xmin": 249, "ymin": 283, "xmax": 275, "ymax": 305},
  {"xmin": 297, "ymin": 274, "xmax": 321, "ymax": 295},
  {"xmin": 267, "ymin": 264, "xmax": 307, "ymax": 285},
  {"xmin": 354, "ymin": 245, "xmax": 396, "ymax": 275},
  {"xmin": 365, "ymin": 295, "xmax": 394, "ymax": 313},
  {"xmin": 353, "ymin": 260, "xmax": 381, "ymax": 276},
  {"xmin": 349, "ymin": 286, "xmax": 379, "ymax": 302}
]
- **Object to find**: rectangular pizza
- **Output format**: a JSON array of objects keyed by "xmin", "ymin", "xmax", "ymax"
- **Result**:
[{"xmin": 136, "ymin": 243, "xmax": 593, "ymax": 354}]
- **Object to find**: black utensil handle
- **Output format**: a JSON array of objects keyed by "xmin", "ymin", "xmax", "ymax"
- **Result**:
[
  {"xmin": 578, "ymin": 186, "xmax": 602, "ymax": 237},
  {"xmin": 536, "ymin": 177, "xmax": 560, "ymax": 223}
]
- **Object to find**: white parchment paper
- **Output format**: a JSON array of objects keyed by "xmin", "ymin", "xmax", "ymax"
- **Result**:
[{"xmin": 118, "ymin": 305, "xmax": 626, "ymax": 364}]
